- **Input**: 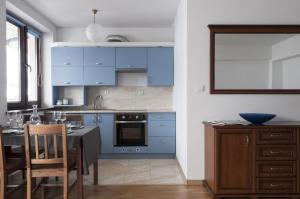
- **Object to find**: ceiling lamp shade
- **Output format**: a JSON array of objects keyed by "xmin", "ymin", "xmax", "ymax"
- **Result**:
[{"xmin": 85, "ymin": 9, "xmax": 102, "ymax": 42}]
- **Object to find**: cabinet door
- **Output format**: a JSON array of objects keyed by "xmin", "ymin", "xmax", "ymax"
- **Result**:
[
  {"xmin": 148, "ymin": 137, "xmax": 175, "ymax": 153},
  {"xmin": 84, "ymin": 114, "xmax": 114, "ymax": 154},
  {"xmin": 84, "ymin": 47, "xmax": 115, "ymax": 67},
  {"xmin": 52, "ymin": 66, "xmax": 83, "ymax": 86},
  {"xmin": 216, "ymin": 129, "xmax": 254, "ymax": 194},
  {"xmin": 52, "ymin": 47, "xmax": 83, "ymax": 66},
  {"xmin": 99, "ymin": 114, "xmax": 114, "ymax": 154},
  {"xmin": 83, "ymin": 67, "xmax": 116, "ymax": 86},
  {"xmin": 116, "ymin": 47, "xmax": 147, "ymax": 69},
  {"xmin": 148, "ymin": 121, "xmax": 175, "ymax": 137},
  {"xmin": 148, "ymin": 47, "xmax": 174, "ymax": 86}
]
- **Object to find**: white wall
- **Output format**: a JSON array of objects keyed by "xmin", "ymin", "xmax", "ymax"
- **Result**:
[
  {"xmin": 186, "ymin": 0, "xmax": 300, "ymax": 180},
  {"xmin": 173, "ymin": 0, "xmax": 188, "ymax": 177},
  {"xmin": 0, "ymin": 0, "xmax": 6, "ymax": 124},
  {"xmin": 56, "ymin": 27, "xmax": 174, "ymax": 42}
]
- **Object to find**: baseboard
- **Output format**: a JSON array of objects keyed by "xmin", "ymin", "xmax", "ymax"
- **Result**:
[
  {"xmin": 186, "ymin": 180, "xmax": 203, "ymax": 185},
  {"xmin": 175, "ymin": 158, "xmax": 203, "ymax": 185},
  {"xmin": 175, "ymin": 158, "xmax": 187, "ymax": 184}
]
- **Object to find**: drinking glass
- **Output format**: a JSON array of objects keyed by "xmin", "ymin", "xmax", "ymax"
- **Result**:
[
  {"xmin": 52, "ymin": 111, "xmax": 61, "ymax": 124},
  {"xmin": 5, "ymin": 112, "xmax": 12, "ymax": 128},
  {"xmin": 60, "ymin": 112, "xmax": 67, "ymax": 124}
]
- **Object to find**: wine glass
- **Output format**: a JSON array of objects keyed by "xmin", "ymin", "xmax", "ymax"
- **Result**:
[
  {"xmin": 5, "ymin": 112, "xmax": 12, "ymax": 128},
  {"xmin": 60, "ymin": 112, "xmax": 67, "ymax": 124},
  {"xmin": 52, "ymin": 111, "xmax": 61, "ymax": 124},
  {"xmin": 16, "ymin": 112, "xmax": 24, "ymax": 128}
]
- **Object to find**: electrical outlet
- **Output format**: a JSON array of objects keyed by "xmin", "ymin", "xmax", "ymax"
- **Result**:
[
  {"xmin": 136, "ymin": 89, "xmax": 144, "ymax": 95},
  {"xmin": 104, "ymin": 90, "xmax": 109, "ymax": 95}
]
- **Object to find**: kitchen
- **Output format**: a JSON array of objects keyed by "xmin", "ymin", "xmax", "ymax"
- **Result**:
[{"xmin": 2, "ymin": 0, "xmax": 300, "ymax": 199}]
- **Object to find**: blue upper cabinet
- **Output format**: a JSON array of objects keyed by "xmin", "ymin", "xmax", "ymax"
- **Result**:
[
  {"xmin": 52, "ymin": 66, "xmax": 83, "ymax": 86},
  {"xmin": 83, "ymin": 47, "xmax": 116, "ymax": 86},
  {"xmin": 84, "ymin": 47, "xmax": 116, "ymax": 67},
  {"xmin": 84, "ymin": 67, "xmax": 116, "ymax": 86},
  {"xmin": 147, "ymin": 47, "xmax": 174, "ymax": 86},
  {"xmin": 52, "ymin": 47, "xmax": 84, "ymax": 86},
  {"xmin": 116, "ymin": 47, "xmax": 147, "ymax": 70},
  {"xmin": 52, "ymin": 47, "xmax": 83, "ymax": 66}
]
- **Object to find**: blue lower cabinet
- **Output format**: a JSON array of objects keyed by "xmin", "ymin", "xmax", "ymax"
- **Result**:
[
  {"xmin": 148, "ymin": 137, "xmax": 175, "ymax": 154},
  {"xmin": 84, "ymin": 114, "xmax": 114, "ymax": 154},
  {"xmin": 148, "ymin": 121, "xmax": 175, "ymax": 137},
  {"xmin": 83, "ymin": 66, "xmax": 116, "ymax": 86}
]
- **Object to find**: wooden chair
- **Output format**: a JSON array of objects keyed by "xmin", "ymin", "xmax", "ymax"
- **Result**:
[
  {"xmin": 0, "ymin": 127, "xmax": 25, "ymax": 199},
  {"xmin": 24, "ymin": 124, "xmax": 78, "ymax": 199}
]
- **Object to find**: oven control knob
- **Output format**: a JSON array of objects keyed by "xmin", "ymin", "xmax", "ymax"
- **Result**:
[
  {"xmin": 135, "ymin": 115, "xmax": 139, "ymax": 119},
  {"xmin": 122, "ymin": 115, "xmax": 126, "ymax": 120}
]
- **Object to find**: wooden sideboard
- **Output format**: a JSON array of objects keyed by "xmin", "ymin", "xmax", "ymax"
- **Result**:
[{"xmin": 204, "ymin": 121, "xmax": 300, "ymax": 199}]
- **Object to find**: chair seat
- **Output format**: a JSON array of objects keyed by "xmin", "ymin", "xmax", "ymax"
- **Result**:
[{"xmin": 6, "ymin": 158, "xmax": 24, "ymax": 173}]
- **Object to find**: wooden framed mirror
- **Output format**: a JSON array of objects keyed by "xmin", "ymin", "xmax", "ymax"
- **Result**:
[{"xmin": 209, "ymin": 25, "xmax": 300, "ymax": 94}]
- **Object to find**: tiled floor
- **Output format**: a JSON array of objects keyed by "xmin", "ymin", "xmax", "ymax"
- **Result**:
[{"xmin": 83, "ymin": 159, "xmax": 186, "ymax": 185}]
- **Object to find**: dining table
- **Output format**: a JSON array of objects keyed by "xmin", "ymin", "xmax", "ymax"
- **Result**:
[{"xmin": 3, "ymin": 125, "xmax": 100, "ymax": 199}]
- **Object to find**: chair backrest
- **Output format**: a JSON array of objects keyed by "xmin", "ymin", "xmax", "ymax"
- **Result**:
[
  {"xmin": 23, "ymin": 124, "xmax": 68, "ymax": 169},
  {"xmin": 0, "ymin": 127, "xmax": 6, "ymax": 175}
]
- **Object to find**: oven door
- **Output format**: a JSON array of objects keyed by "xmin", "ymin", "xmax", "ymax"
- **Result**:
[{"xmin": 115, "ymin": 121, "xmax": 147, "ymax": 146}]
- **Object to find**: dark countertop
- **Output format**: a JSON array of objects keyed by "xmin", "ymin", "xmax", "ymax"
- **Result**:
[{"xmin": 203, "ymin": 121, "xmax": 300, "ymax": 128}]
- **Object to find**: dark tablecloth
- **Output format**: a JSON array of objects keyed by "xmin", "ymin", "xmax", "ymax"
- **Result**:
[{"xmin": 3, "ymin": 126, "xmax": 100, "ymax": 174}]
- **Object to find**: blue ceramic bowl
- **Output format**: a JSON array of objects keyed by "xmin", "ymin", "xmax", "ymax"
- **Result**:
[{"xmin": 239, "ymin": 113, "xmax": 276, "ymax": 124}]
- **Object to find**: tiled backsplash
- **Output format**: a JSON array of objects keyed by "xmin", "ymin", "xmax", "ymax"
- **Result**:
[{"xmin": 87, "ymin": 86, "xmax": 173, "ymax": 110}]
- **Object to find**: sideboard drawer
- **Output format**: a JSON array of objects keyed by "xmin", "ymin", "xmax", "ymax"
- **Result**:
[
  {"xmin": 256, "ymin": 129, "xmax": 296, "ymax": 144},
  {"xmin": 257, "ymin": 146, "xmax": 296, "ymax": 161},
  {"xmin": 256, "ymin": 161, "xmax": 296, "ymax": 177},
  {"xmin": 257, "ymin": 178, "xmax": 296, "ymax": 193}
]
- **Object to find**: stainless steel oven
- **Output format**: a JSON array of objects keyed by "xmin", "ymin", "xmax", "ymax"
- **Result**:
[{"xmin": 114, "ymin": 113, "xmax": 147, "ymax": 146}]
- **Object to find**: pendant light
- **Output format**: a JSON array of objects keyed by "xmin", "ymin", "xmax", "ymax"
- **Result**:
[{"xmin": 85, "ymin": 9, "xmax": 102, "ymax": 42}]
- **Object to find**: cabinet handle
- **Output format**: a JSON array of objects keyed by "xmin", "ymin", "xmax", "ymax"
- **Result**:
[
  {"xmin": 159, "ymin": 124, "xmax": 166, "ymax": 127},
  {"xmin": 95, "ymin": 82, "xmax": 103, "ymax": 85},
  {"xmin": 270, "ymin": 183, "xmax": 283, "ymax": 188},
  {"xmin": 270, "ymin": 133, "xmax": 283, "ymax": 137},
  {"xmin": 245, "ymin": 135, "xmax": 249, "ymax": 147},
  {"xmin": 64, "ymin": 82, "xmax": 71, "ymax": 84},
  {"xmin": 96, "ymin": 62, "xmax": 103, "ymax": 65},
  {"xmin": 63, "ymin": 62, "xmax": 71, "ymax": 65},
  {"xmin": 270, "ymin": 150, "xmax": 282, "ymax": 154},
  {"xmin": 127, "ymin": 65, "xmax": 134, "ymax": 68}
]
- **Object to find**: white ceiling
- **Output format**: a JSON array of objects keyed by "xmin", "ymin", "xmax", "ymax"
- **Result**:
[{"xmin": 24, "ymin": 0, "xmax": 180, "ymax": 28}]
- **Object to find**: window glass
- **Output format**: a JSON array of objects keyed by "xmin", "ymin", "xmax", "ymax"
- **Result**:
[
  {"xmin": 27, "ymin": 32, "xmax": 38, "ymax": 102},
  {"xmin": 6, "ymin": 21, "xmax": 21, "ymax": 102}
]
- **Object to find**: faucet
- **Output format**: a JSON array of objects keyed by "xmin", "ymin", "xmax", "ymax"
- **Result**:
[{"xmin": 93, "ymin": 95, "xmax": 103, "ymax": 110}]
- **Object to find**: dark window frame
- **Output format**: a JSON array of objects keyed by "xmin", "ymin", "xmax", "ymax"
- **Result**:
[{"xmin": 6, "ymin": 12, "xmax": 42, "ymax": 110}]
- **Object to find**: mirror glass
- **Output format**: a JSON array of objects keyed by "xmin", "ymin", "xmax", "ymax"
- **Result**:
[{"xmin": 214, "ymin": 33, "xmax": 300, "ymax": 90}]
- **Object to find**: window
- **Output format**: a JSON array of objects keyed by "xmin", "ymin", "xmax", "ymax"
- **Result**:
[{"xmin": 6, "ymin": 13, "xmax": 41, "ymax": 109}]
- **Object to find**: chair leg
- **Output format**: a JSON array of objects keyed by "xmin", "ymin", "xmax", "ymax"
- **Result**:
[
  {"xmin": 63, "ymin": 172, "xmax": 69, "ymax": 199},
  {"xmin": 0, "ymin": 172, "xmax": 5, "ymax": 199},
  {"xmin": 26, "ymin": 170, "xmax": 32, "ymax": 199}
]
